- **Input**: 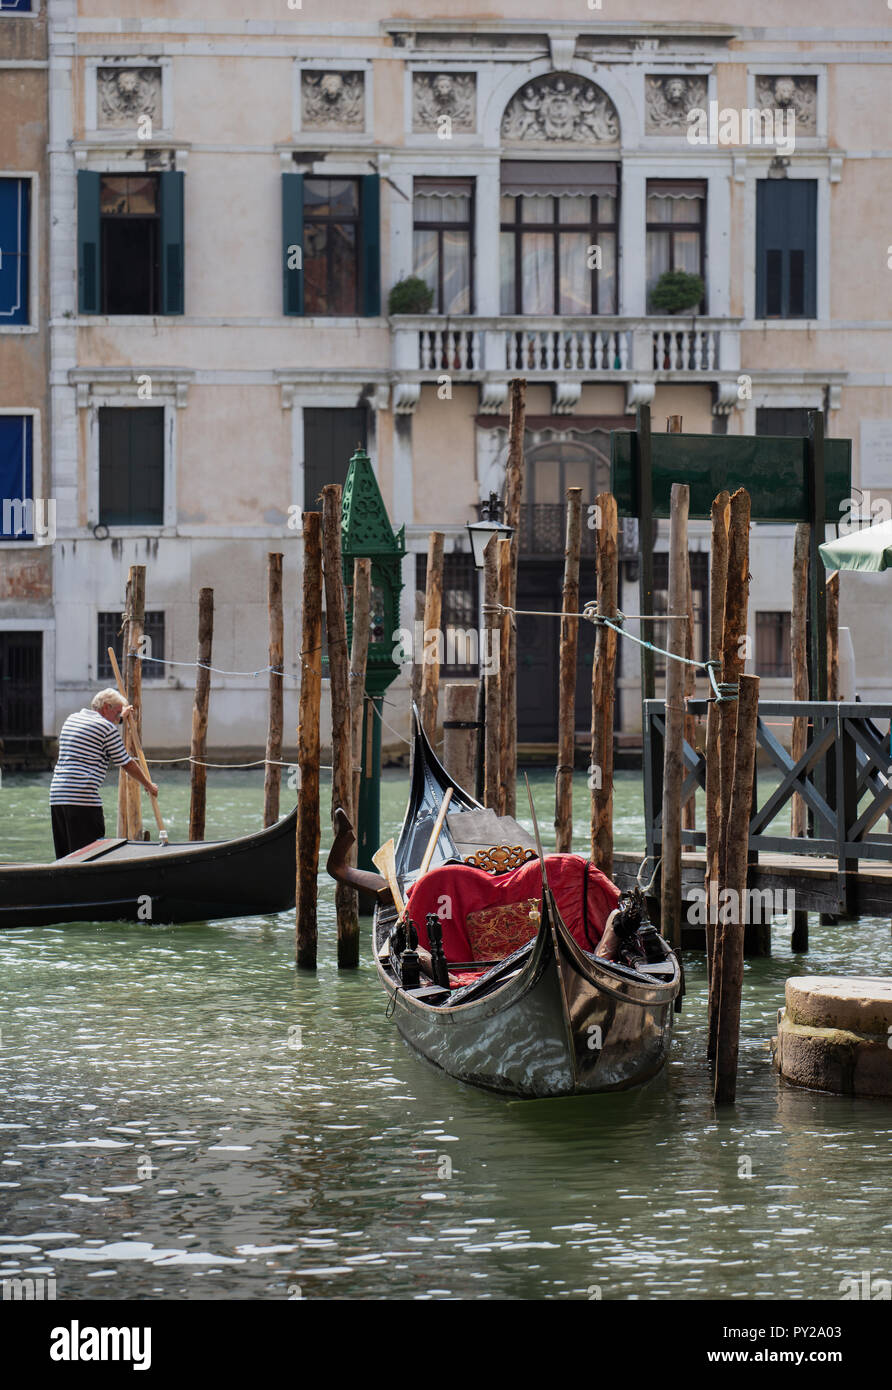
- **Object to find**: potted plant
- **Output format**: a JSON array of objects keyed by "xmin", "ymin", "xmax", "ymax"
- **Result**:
[
  {"xmin": 650, "ymin": 270, "xmax": 706, "ymax": 367},
  {"xmin": 649, "ymin": 269, "xmax": 705, "ymax": 315},
  {"xmin": 387, "ymin": 275, "xmax": 434, "ymax": 315}
]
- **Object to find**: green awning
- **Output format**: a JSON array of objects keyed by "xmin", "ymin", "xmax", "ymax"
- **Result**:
[{"xmin": 819, "ymin": 519, "xmax": 892, "ymax": 573}]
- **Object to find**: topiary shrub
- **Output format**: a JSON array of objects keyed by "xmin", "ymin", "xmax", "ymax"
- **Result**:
[
  {"xmin": 649, "ymin": 270, "xmax": 705, "ymax": 314},
  {"xmin": 387, "ymin": 275, "xmax": 434, "ymax": 315}
]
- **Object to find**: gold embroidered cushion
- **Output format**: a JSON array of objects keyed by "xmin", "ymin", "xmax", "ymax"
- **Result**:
[{"xmin": 465, "ymin": 898, "xmax": 540, "ymax": 961}]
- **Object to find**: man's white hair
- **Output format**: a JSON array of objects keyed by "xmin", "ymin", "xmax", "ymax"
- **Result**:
[{"xmin": 92, "ymin": 688, "xmax": 127, "ymax": 713}]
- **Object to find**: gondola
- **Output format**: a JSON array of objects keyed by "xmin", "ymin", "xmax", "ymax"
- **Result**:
[
  {"xmin": 0, "ymin": 808, "xmax": 298, "ymax": 929},
  {"xmin": 328, "ymin": 712, "xmax": 682, "ymax": 1100}
]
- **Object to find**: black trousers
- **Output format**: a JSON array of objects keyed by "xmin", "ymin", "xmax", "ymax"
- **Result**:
[{"xmin": 51, "ymin": 805, "xmax": 106, "ymax": 860}]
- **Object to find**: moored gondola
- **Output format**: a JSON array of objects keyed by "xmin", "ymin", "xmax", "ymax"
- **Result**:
[
  {"xmin": 328, "ymin": 712, "xmax": 681, "ymax": 1099},
  {"xmin": 0, "ymin": 808, "xmax": 298, "ymax": 928}
]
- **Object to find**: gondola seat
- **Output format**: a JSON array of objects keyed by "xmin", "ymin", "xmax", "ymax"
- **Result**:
[{"xmin": 405, "ymin": 853, "xmax": 619, "ymax": 963}]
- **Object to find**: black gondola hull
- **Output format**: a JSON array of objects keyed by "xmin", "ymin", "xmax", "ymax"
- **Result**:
[
  {"xmin": 0, "ymin": 809, "xmax": 297, "ymax": 928},
  {"xmin": 374, "ymin": 710, "xmax": 680, "ymax": 1100}
]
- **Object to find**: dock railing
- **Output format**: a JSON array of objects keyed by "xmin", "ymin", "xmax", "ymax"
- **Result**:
[{"xmin": 644, "ymin": 699, "xmax": 892, "ymax": 916}]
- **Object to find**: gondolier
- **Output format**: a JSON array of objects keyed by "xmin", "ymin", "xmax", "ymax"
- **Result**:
[{"xmin": 49, "ymin": 690, "xmax": 159, "ymax": 859}]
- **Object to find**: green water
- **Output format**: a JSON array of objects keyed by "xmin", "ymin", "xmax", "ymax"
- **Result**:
[{"xmin": 1, "ymin": 769, "xmax": 890, "ymax": 1301}]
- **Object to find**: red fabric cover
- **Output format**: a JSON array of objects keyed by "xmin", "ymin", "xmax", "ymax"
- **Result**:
[
  {"xmin": 405, "ymin": 854, "xmax": 619, "ymax": 962},
  {"xmin": 447, "ymin": 969, "xmax": 487, "ymax": 988},
  {"xmin": 466, "ymin": 898, "xmax": 540, "ymax": 960}
]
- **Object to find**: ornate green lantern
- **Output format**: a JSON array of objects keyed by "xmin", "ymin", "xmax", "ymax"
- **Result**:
[{"xmin": 341, "ymin": 447, "xmax": 405, "ymax": 872}]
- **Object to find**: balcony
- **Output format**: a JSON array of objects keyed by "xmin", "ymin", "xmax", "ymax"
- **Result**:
[{"xmin": 390, "ymin": 314, "xmax": 742, "ymax": 413}]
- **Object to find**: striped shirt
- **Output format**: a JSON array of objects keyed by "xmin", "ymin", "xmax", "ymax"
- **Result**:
[{"xmin": 50, "ymin": 708, "xmax": 133, "ymax": 807}]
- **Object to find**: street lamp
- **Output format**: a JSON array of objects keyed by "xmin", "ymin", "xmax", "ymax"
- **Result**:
[{"xmin": 466, "ymin": 492, "xmax": 514, "ymax": 571}]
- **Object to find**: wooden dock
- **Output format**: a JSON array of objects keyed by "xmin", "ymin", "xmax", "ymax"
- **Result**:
[{"xmin": 614, "ymin": 848, "xmax": 892, "ymax": 948}]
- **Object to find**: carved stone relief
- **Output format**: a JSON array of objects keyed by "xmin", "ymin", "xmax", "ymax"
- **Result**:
[
  {"xmin": 412, "ymin": 72, "xmax": 476, "ymax": 132},
  {"xmin": 97, "ymin": 67, "xmax": 161, "ymax": 128},
  {"xmin": 501, "ymin": 73, "xmax": 619, "ymax": 145},
  {"xmin": 301, "ymin": 71, "xmax": 365, "ymax": 131},
  {"xmin": 754, "ymin": 75, "xmax": 817, "ymax": 134},
  {"xmin": 645, "ymin": 75, "xmax": 708, "ymax": 134}
]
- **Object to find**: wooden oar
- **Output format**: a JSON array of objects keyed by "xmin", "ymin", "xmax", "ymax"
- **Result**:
[
  {"xmin": 372, "ymin": 838, "xmax": 405, "ymax": 917},
  {"xmin": 372, "ymin": 786, "xmax": 453, "ymax": 930},
  {"xmin": 107, "ymin": 647, "xmax": 169, "ymax": 845}
]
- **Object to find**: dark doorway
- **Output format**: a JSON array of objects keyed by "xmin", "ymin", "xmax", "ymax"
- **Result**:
[
  {"xmin": 516, "ymin": 562, "xmax": 596, "ymax": 743},
  {"xmin": 0, "ymin": 632, "xmax": 42, "ymax": 745},
  {"xmin": 303, "ymin": 407, "xmax": 368, "ymax": 510}
]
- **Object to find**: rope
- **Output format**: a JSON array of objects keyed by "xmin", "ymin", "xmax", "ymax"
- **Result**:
[{"xmin": 144, "ymin": 755, "xmax": 333, "ymax": 770}]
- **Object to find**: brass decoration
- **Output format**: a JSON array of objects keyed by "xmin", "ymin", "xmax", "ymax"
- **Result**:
[{"xmin": 464, "ymin": 845, "xmax": 536, "ymax": 874}]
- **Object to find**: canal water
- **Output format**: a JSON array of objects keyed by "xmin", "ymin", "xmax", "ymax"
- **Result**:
[{"xmin": 1, "ymin": 768, "xmax": 890, "ymax": 1302}]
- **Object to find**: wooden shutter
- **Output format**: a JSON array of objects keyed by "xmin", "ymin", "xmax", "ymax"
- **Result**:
[
  {"xmin": 282, "ymin": 172, "xmax": 304, "ymax": 316},
  {"xmin": 303, "ymin": 407, "xmax": 367, "ymax": 510},
  {"xmin": 160, "ymin": 171, "xmax": 185, "ymax": 315},
  {"xmin": 99, "ymin": 408, "xmax": 164, "ymax": 525},
  {"xmin": 77, "ymin": 170, "xmax": 101, "ymax": 314},
  {"xmin": 756, "ymin": 180, "xmax": 816, "ymax": 318},
  {"xmin": 360, "ymin": 174, "xmax": 381, "ymax": 317}
]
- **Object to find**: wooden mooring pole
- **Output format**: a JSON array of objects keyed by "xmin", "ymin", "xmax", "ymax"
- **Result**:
[
  {"xmin": 263, "ymin": 552, "xmax": 284, "ymax": 829},
  {"xmin": 660, "ymin": 483, "xmax": 689, "ymax": 947},
  {"xmin": 556, "ymin": 486, "xmax": 582, "ymax": 853},
  {"xmin": 714, "ymin": 672, "xmax": 760, "ymax": 1105},
  {"xmin": 296, "ymin": 512, "xmax": 322, "ymax": 970},
  {"xmin": 497, "ymin": 536, "xmax": 513, "ymax": 817},
  {"xmin": 502, "ymin": 377, "xmax": 526, "ymax": 819},
  {"xmin": 717, "ymin": 490, "xmax": 751, "ymax": 896},
  {"xmin": 188, "ymin": 587, "xmax": 214, "ymax": 841},
  {"xmin": 705, "ymin": 492, "xmax": 730, "ymax": 1059},
  {"xmin": 117, "ymin": 565, "xmax": 146, "ymax": 841},
  {"xmin": 790, "ymin": 522, "xmax": 810, "ymax": 952},
  {"xmin": 483, "ymin": 535, "xmax": 502, "ymax": 812},
  {"xmin": 420, "ymin": 531, "xmax": 444, "ymax": 744},
  {"xmin": 443, "ymin": 682, "xmax": 478, "ymax": 792},
  {"xmin": 321, "ymin": 484, "xmax": 358, "ymax": 969},
  {"xmin": 591, "ymin": 492, "xmax": 618, "ymax": 876},
  {"xmin": 827, "ymin": 569, "xmax": 840, "ymax": 702}
]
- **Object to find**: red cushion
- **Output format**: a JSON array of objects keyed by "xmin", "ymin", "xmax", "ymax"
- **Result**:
[
  {"xmin": 466, "ymin": 898, "xmax": 540, "ymax": 960},
  {"xmin": 405, "ymin": 854, "xmax": 618, "ymax": 962}
]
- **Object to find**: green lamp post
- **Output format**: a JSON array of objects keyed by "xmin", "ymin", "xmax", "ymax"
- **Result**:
[{"xmin": 341, "ymin": 447, "xmax": 405, "ymax": 874}]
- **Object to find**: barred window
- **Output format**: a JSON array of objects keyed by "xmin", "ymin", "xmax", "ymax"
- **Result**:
[
  {"xmin": 756, "ymin": 611, "xmax": 792, "ymax": 678},
  {"xmin": 415, "ymin": 551, "xmax": 478, "ymax": 676},
  {"xmin": 98, "ymin": 611, "xmax": 166, "ymax": 681}
]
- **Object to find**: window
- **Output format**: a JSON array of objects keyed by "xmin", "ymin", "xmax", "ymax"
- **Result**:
[
  {"xmin": 303, "ymin": 407, "xmax": 368, "ymax": 511},
  {"xmin": 756, "ymin": 180, "xmax": 816, "ymax": 318},
  {"xmin": 78, "ymin": 170, "xmax": 184, "ymax": 315},
  {"xmin": 98, "ymin": 612, "xmax": 166, "ymax": 682},
  {"xmin": 0, "ymin": 178, "xmax": 30, "ymax": 325},
  {"xmin": 413, "ymin": 179, "xmax": 473, "ymax": 314},
  {"xmin": 100, "ymin": 175, "xmax": 160, "ymax": 314},
  {"xmin": 98, "ymin": 407, "xmax": 164, "ymax": 526},
  {"xmin": 282, "ymin": 172, "xmax": 380, "ymax": 317},
  {"xmin": 755, "ymin": 407, "xmax": 814, "ymax": 438},
  {"xmin": 0, "ymin": 415, "xmax": 34, "ymax": 540},
  {"xmin": 652, "ymin": 551, "xmax": 708, "ymax": 679},
  {"xmin": 646, "ymin": 181, "xmax": 706, "ymax": 311},
  {"xmin": 522, "ymin": 436, "xmax": 610, "ymax": 557},
  {"xmin": 415, "ymin": 551, "xmax": 478, "ymax": 676},
  {"xmin": 499, "ymin": 163, "xmax": 617, "ymax": 315},
  {"xmin": 0, "ymin": 2, "xmax": 34, "ymax": 11},
  {"xmin": 756, "ymin": 611, "xmax": 792, "ymax": 678}
]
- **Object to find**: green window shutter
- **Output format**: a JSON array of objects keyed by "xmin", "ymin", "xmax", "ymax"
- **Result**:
[
  {"xmin": 160, "ymin": 171, "xmax": 185, "ymax": 315},
  {"xmin": 77, "ymin": 170, "xmax": 101, "ymax": 314},
  {"xmin": 360, "ymin": 173, "xmax": 380, "ymax": 317},
  {"xmin": 282, "ymin": 172, "xmax": 304, "ymax": 316},
  {"xmin": 756, "ymin": 180, "xmax": 816, "ymax": 318}
]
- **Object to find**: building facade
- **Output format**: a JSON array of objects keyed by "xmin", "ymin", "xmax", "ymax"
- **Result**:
[
  {"xmin": 2, "ymin": 1, "xmax": 891, "ymax": 754},
  {"xmin": 0, "ymin": 0, "xmax": 51, "ymax": 757}
]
